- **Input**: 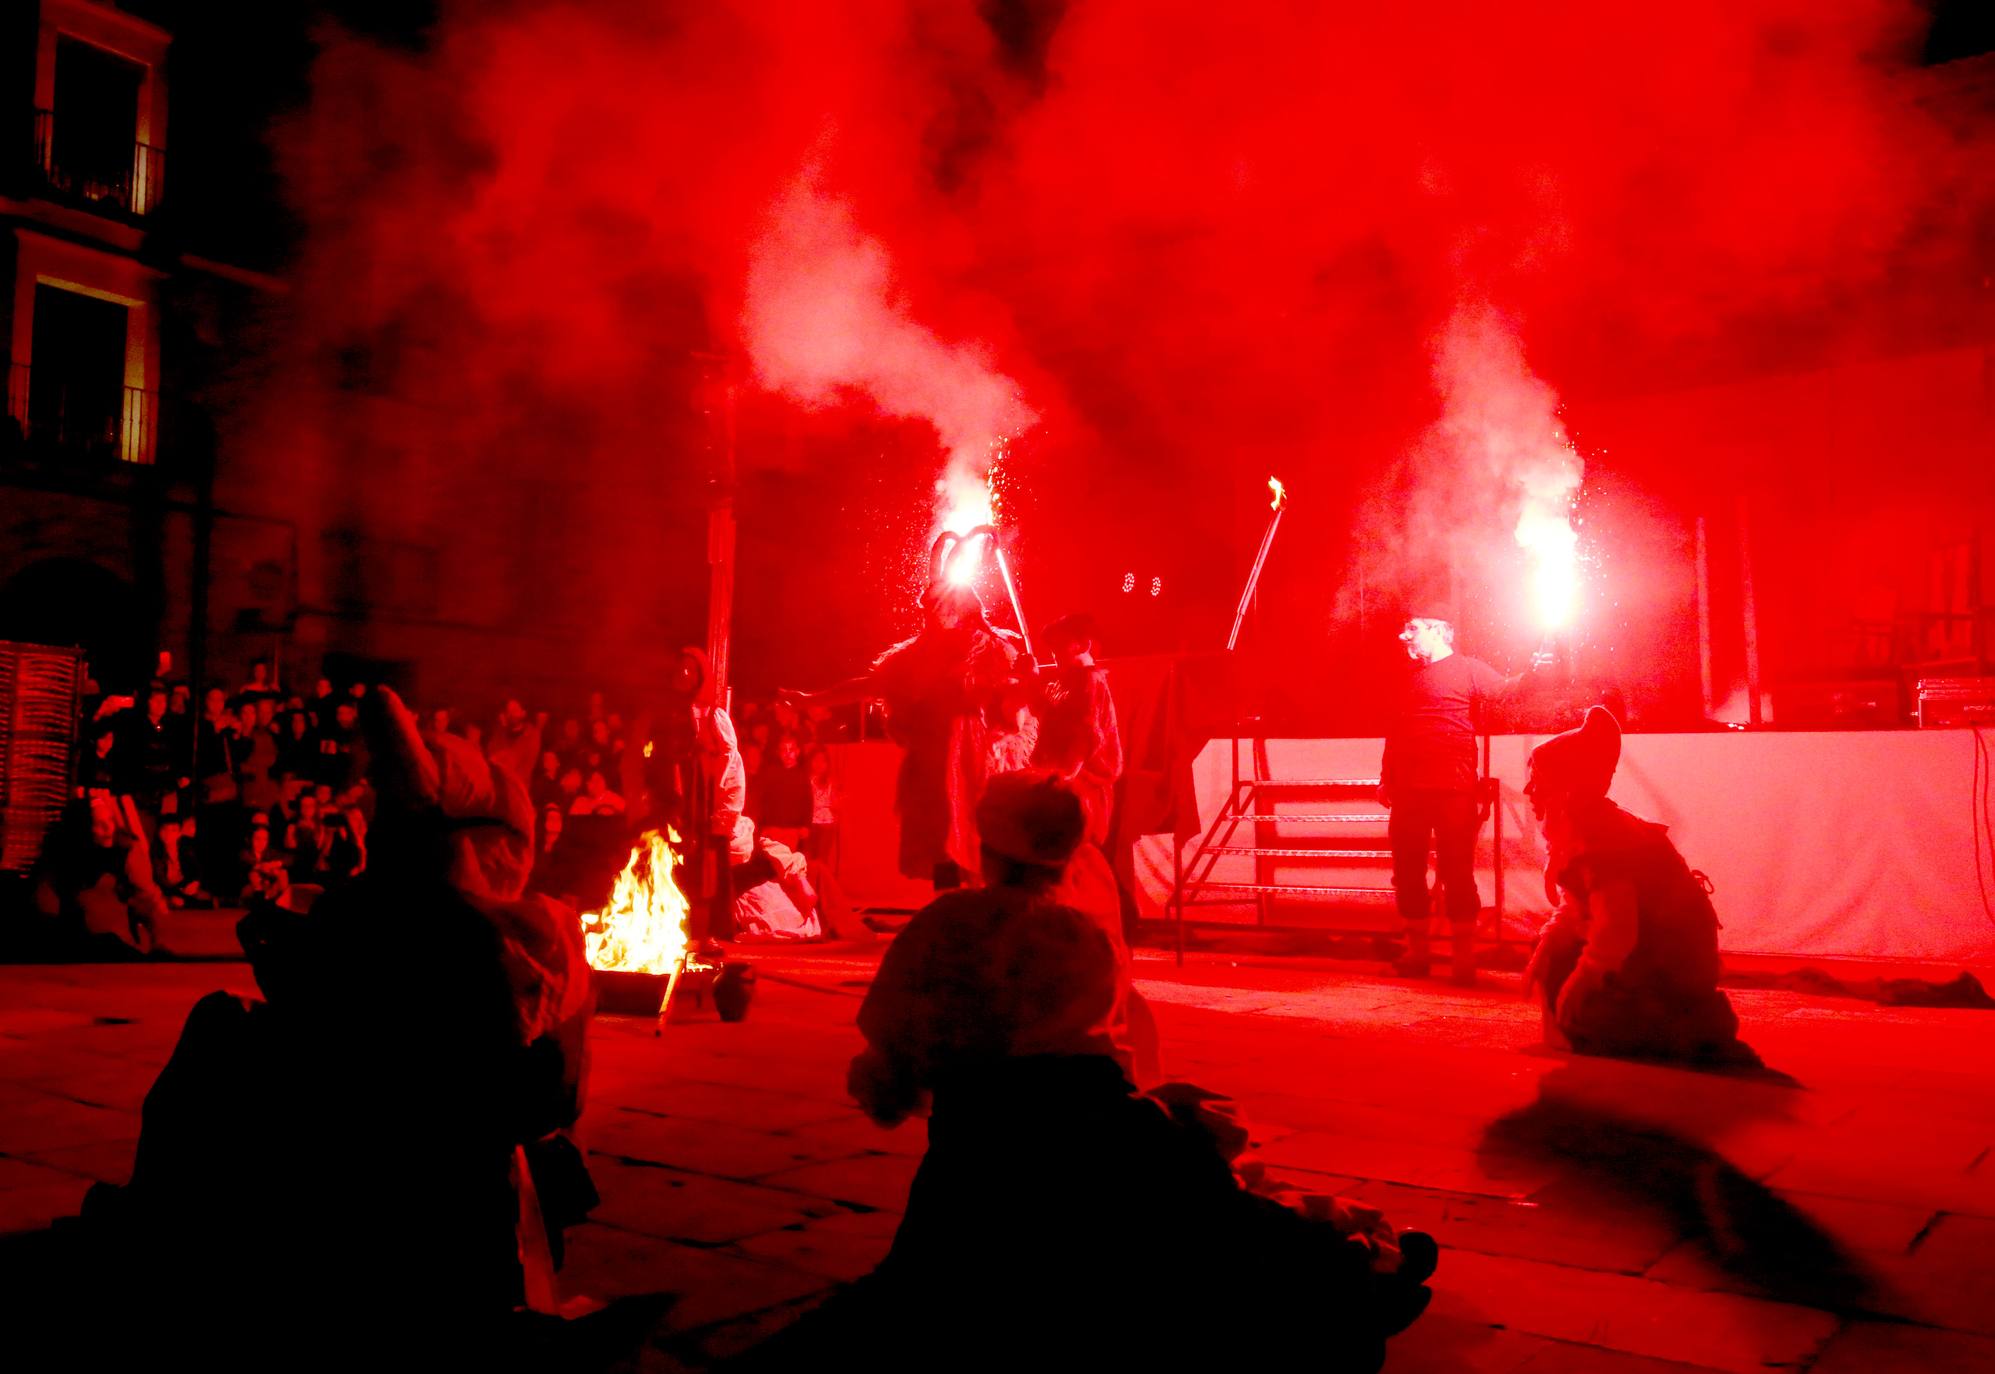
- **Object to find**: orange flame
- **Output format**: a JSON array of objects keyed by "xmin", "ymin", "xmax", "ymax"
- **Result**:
[
  {"xmin": 582, "ymin": 828, "xmax": 691, "ymax": 975},
  {"xmin": 1268, "ymin": 476, "xmax": 1286, "ymax": 511}
]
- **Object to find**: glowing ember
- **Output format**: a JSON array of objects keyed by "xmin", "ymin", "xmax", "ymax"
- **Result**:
[
  {"xmin": 1268, "ymin": 476, "xmax": 1286, "ymax": 511},
  {"xmin": 582, "ymin": 828, "xmax": 690, "ymax": 975},
  {"xmin": 1517, "ymin": 502, "xmax": 1580, "ymax": 632}
]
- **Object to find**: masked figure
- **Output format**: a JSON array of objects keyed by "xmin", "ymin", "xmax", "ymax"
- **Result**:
[
  {"xmin": 30, "ymin": 687, "xmax": 595, "ymax": 1365},
  {"xmin": 1524, "ymin": 707, "xmax": 1756, "ymax": 1066}
]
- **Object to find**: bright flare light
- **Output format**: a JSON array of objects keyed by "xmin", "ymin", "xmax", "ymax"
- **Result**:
[
  {"xmin": 1517, "ymin": 504, "xmax": 1580, "ymax": 632},
  {"xmin": 1268, "ymin": 476, "xmax": 1286, "ymax": 510},
  {"xmin": 582, "ymin": 828, "xmax": 690, "ymax": 975}
]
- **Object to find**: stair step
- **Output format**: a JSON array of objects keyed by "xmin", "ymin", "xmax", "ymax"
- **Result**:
[
  {"xmin": 1181, "ymin": 882, "xmax": 1397, "ymax": 898},
  {"xmin": 1248, "ymin": 778, "xmax": 1381, "ymax": 790},
  {"xmin": 1206, "ymin": 846, "xmax": 1394, "ymax": 859},
  {"xmin": 1239, "ymin": 813, "xmax": 1391, "ymax": 824}
]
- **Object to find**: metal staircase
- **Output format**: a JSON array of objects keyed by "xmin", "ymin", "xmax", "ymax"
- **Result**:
[{"xmin": 1167, "ymin": 733, "xmax": 1504, "ymax": 964}]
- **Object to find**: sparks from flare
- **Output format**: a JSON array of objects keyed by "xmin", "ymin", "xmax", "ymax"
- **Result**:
[{"xmin": 582, "ymin": 828, "xmax": 690, "ymax": 975}]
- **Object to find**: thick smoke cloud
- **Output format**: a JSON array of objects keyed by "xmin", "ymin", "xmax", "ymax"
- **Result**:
[{"xmin": 251, "ymin": 0, "xmax": 1985, "ymax": 697}]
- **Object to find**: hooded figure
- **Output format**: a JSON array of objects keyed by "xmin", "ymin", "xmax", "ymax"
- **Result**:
[
  {"xmin": 32, "ymin": 687, "xmax": 596, "ymax": 1366},
  {"xmin": 744, "ymin": 776, "xmax": 1434, "ymax": 1372},
  {"xmin": 783, "ymin": 583, "xmax": 1017, "ymax": 890},
  {"xmin": 1523, "ymin": 707, "xmax": 1755, "ymax": 1065}
]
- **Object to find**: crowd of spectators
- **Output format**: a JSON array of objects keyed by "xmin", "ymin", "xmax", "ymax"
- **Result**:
[{"xmin": 37, "ymin": 658, "xmax": 858, "ymax": 949}]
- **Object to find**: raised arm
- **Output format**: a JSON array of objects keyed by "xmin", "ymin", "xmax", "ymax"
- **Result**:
[{"xmin": 780, "ymin": 673, "xmax": 878, "ymax": 710}]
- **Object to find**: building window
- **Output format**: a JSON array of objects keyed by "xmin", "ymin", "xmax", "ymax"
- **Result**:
[
  {"xmin": 31, "ymin": 4, "xmax": 170, "ymax": 219},
  {"xmin": 8, "ymin": 283, "xmax": 154, "ymax": 465}
]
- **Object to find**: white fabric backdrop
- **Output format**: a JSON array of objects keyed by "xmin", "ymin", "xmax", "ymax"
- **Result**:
[{"xmin": 1131, "ymin": 731, "xmax": 1995, "ymax": 965}]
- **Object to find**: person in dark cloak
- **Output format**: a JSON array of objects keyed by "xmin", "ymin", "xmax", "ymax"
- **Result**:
[
  {"xmin": 738, "ymin": 775, "xmax": 1434, "ymax": 1372},
  {"xmin": 1523, "ymin": 706, "xmax": 1758, "ymax": 1066},
  {"xmin": 782, "ymin": 581, "xmax": 1017, "ymax": 891},
  {"xmin": 1030, "ymin": 612, "xmax": 1124, "ymax": 849},
  {"xmin": 12, "ymin": 687, "xmax": 597, "ymax": 1367},
  {"xmin": 631, "ymin": 646, "xmax": 745, "ymax": 945}
]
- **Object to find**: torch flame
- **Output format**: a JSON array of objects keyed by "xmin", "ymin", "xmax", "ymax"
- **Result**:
[
  {"xmin": 1268, "ymin": 476, "xmax": 1286, "ymax": 511},
  {"xmin": 582, "ymin": 828, "xmax": 690, "ymax": 975}
]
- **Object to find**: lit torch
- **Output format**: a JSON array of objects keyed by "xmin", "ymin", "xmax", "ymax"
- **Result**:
[{"xmin": 1226, "ymin": 476, "xmax": 1289, "ymax": 652}]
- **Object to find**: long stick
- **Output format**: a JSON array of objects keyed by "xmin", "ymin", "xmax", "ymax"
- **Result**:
[
  {"xmin": 1228, "ymin": 505, "xmax": 1287, "ymax": 652},
  {"xmin": 990, "ymin": 541, "xmax": 1036, "ymax": 662},
  {"xmin": 654, "ymin": 954, "xmax": 687, "ymax": 1037}
]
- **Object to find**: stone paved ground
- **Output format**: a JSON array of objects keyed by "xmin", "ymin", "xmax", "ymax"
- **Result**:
[{"xmin": 4, "ymin": 943, "xmax": 1994, "ymax": 1371}]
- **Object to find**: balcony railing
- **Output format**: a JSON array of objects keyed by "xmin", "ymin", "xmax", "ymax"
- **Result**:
[
  {"xmin": 32, "ymin": 109, "xmax": 165, "ymax": 218},
  {"xmin": 6, "ymin": 362, "xmax": 157, "ymax": 466}
]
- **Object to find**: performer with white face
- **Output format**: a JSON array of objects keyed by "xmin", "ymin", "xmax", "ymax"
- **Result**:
[{"xmin": 1379, "ymin": 610, "xmax": 1534, "ymax": 983}]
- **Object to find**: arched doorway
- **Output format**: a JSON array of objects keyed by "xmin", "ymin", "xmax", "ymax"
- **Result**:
[{"xmin": 0, "ymin": 558, "xmax": 147, "ymax": 690}]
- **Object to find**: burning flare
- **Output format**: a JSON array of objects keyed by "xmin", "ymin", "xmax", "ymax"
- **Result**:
[
  {"xmin": 1268, "ymin": 476, "xmax": 1286, "ymax": 511},
  {"xmin": 582, "ymin": 828, "xmax": 690, "ymax": 975},
  {"xmin": 1517, "ymin": 503, "xmax": 1580, "ymax": 632}
]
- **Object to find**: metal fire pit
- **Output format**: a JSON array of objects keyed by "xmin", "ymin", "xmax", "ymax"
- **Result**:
[{"xmin": 592, "ymin": 956, "xmax": 755, "ymax": 1029}]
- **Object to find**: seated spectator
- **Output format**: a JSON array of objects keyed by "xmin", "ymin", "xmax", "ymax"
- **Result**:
[
  {"xmin": 31, "ymin": 796, "xmax": 166, "ymax": 955},
  {"xmin": 153, "ymin": 816, "xmax": 212, "ymax": 909},
  {"xmin": 314, "ymin": 698, "xmax": 361, "ymax": 792},
  {"xmin": 24, "ymin": 685, "xmax": 597, "ymax": 1366},
  {"xmin": 78, "ymin": 719, "xmax": 121, "ymax": 798},
  {"xmin": 314, "ymin": 807, "xmax": 367, "ymax": 885},
  {"xmin": 555, "ymin": 716, "xmax": 584, "ymax": 767},
  {"xmin": 234, "ymin": 699, "xmax": 282, "ymax": 812},
  {"xmin": 275, "ymin": 708, "xmax": 315, "ymax": 783},
  {"xmin": 530, "ymin": 750, "xmax": 565, "ymax": 811},
  {"xmin": 556, "ymin": 765, "xmax": 585, "ymax": 812},
  {"xmin": 807, "ymin": 746, "xmax": 840, "ymax": 872},
  {"xmin": 749, "ymin": 776, "xmax": 1435, "ymax": 1370},
  {"xmin": 527, "ymin": 804, "xmax": 580, "ymax": 903},
  {"xmin": 569, "ymin": 770, "xmax": 626, "ymax": 817},
  {"xmin": 728, "ymin": 817, "xmax": 822, "ymax": 941},
  {"xmin": 239, "ymin": 815, "xmax": 290, "ymax": 904},
  {"xmin": 118, "ymin": 683, "xmax": 183, "ymax": 828},
  {"xmin": 195, "ymin": 688, "xmax": 239, "ymax": 804},
  {"xmin": 285, "ymin": 794, "xmax": 325, "ymax": 882},
  {"xmin": 751, "ymin": 734, "xmax": 814, "ymax": 851},
  {"xmin": 488, "ymin": 698, "xmax": 540, "ymax": 782},
  {"xmin": 430, "ymin": 706, "xmax": 453, "ymax": 737}
]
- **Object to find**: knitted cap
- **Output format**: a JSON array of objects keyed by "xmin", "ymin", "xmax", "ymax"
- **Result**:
[
  {"xmin": 977, "ymin": 769, "xmax": 1088, "ymax": 869},
  {"xmin": 1529, "ymin": 706, "xmax": 1623, "ymax": 800}
]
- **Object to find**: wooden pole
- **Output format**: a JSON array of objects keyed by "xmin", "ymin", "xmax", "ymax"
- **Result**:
[
  {"xmin": 1738, "ymin": 495, "xmax": 1763, "ymax": 727},
  {"xmin": 1694, "ymin": 516, "xmax": 1714, "ymax": 717}
]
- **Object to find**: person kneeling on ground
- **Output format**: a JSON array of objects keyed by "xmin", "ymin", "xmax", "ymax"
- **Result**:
[
  {"xmin": 1524, "ymin": 706, "xmax": 1757, "ymax": 1066},
  {"xmin": 737, "ymin": 779, "xmax": 1436, "ymax": 1371}
]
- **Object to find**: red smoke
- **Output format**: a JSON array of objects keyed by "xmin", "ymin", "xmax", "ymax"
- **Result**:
[{"xmin": 244, "ymin": 0, "xmax": 1989, "ymax": 707}]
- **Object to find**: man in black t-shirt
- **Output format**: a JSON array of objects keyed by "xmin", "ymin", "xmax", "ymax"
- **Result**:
[{"xmin": 1380, "ymin": 615, "xmax": 1533, "ymax": 983}]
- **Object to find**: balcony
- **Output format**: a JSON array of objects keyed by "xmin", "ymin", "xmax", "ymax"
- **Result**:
[
  {"xmin": 5, "ymin": 362, "xmax": 157, "ymax": 466},
  {"xmin": 32, "ymin": 109, "xmax": 165, "ymax": 219}
]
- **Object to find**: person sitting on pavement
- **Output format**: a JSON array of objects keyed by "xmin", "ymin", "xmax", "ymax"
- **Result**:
[
  {"xmin": 741, "ymin": 774, "xmax": 1437, "ymax": 1371},
  {"xmin": 31, "ymin": 795, "xmax": 166, "ymax": 955},
  {"xmin": 27, "ymin": 686, "xmax": 598, "ymax": 1367},
  {"xmin": 728, "ymin": 815, "xmax": 823, "ymax": 941},
  {"xmin": 1524, "ymin": 706, "xmax": 1759, "ymax": 1067}
]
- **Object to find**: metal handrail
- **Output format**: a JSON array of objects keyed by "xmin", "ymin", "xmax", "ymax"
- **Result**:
[
  {"xmin": 6, "ymin": 362, "xmax": 158, "ymax": 465},
  {"xmin": 32, "ymin": 109, "xmax": 166, "ymax": 217}
]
